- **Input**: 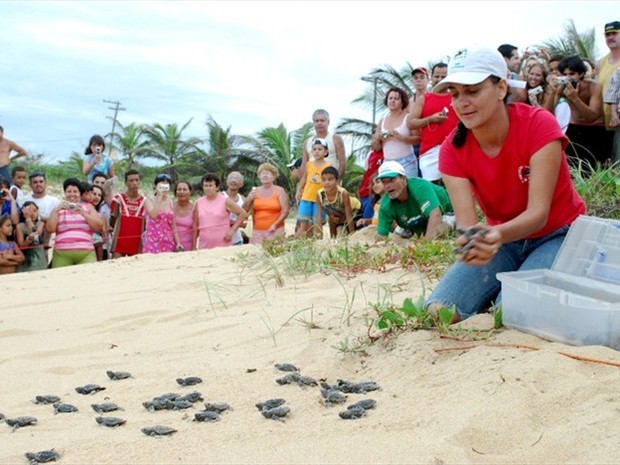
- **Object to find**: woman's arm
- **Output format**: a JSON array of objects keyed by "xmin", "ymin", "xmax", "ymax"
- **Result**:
[
  {"xmin": 224, "ymin": 198, "xmax": 248, "ymax": 241},
  {"xmin": 46, "ymin": 206, "xmax": 62, "ymax": 233},
  {"xmin": 171, "ymin": 216, "xmax": 181, "ymax": 250},
  {"xmin": 270, "ymin": 187, "xmax": 289, "ymax": 232},
  {"xmin": 191, "ymin": 205, "xmax": 199, "ymax": 250},
  {"xmin": 79, "ymin": 204, "xmax": 105, "ymax": 232}
]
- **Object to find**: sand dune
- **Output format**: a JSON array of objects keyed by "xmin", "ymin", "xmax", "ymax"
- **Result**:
[{"xmin": 2, "ymin": 239, "xmax": 620, "ymax": 464}]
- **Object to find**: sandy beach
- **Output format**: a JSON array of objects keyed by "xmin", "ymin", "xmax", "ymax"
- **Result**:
[{"xmin": 2, "ymin": 230, "xmax": 620, "ymax": 464}]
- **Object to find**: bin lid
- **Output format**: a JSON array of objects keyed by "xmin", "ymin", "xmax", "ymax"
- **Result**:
[{"xmin": 552, "ymin": 215, "xmax": 620, "ymax": 285}]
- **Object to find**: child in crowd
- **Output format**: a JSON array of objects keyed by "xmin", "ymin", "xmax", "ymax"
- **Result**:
[
  {"xmin": 295, "ymin": 138, "xmax": 331, "ymax": 239},
  {"xmin": 10, "ymin": 166, "xmax": 27, "ymax": 207},
  {"xmin": 16, "ymin": 201, "xmax": 47, "ymax": 271},
  {"xmin": 356, "ymin": 173, "xmax": 385, "ymax": 228},
  {"xmin": 0, "ymin": 178, "xmax": 19, "ymax": 227},
  {"xmin": 0, "ymin": 214, "xmax": 24, "ymax": 274},
  {"xmin": 315, "ymin": 166, "xmax": 360, "ymax": 239}
]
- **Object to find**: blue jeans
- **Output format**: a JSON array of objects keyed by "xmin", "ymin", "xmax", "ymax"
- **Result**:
[
  {"xmin": 395, "ymin": 153, "xmax": 419, "ymax": 179},
  {"xmin": 425, "ymin": 225, "xmax": 570, "ymax": 320},
  {"xmin": 0, "ymin": 165, "xmax": 10, "ymax": 182}
]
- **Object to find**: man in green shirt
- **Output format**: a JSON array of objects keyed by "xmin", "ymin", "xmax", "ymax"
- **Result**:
[{"xmin": 376, "ymin": 161, "xmax": 453, "ymax": 240}]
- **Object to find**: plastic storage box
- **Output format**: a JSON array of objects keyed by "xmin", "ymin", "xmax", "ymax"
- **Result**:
[{"xmin": 497, "ymin": 215, "xmax": 620, "ymax": 350}]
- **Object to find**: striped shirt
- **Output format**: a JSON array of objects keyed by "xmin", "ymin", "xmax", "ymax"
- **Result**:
[{"xmin": 54, "ymin": 204, "xmax": 95, "ymax": 251}]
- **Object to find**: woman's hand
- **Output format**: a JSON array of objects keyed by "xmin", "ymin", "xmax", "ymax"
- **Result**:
[{"xmin": 454, "ymin": 225, "xmax": 502, "ymax": 266}]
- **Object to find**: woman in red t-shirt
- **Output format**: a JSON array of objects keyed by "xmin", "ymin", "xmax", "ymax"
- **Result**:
[{"xmin": 425, "ymin": 47, "xmax": 585, "ymax": 323}]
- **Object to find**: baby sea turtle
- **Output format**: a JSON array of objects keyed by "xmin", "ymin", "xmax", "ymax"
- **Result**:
[
  {"xmin": 25, "ymin": 449, "xmax": 59, "ymax": 464},
  {"xmin": 34, "ymin": 395, "xmax": 61, "ymax": 405},
  {"xmin": 53, "ymin": 403, "xmax": 78, "ymax": 414},
  {"xmin": 6, "ymin": 416, "xmax": 37, "ymax": 429},
  {"xmin": 176, "ymin": 376, "xmax": 202, "ymax": 386},
  {"xmin": 275, "ymin": 372, "xmax": 301, "ymax": 385},
  {"xmin": 142, "ymin": 425, "xmax": 177, "ymax": 437},
  {"xmin": 75, "ymin": 384, "xmax": 106, "ymax": 395},
  {"xmin": 176, "ymin": 391, "xmax": 203, "ymax": 403},
  {"xmin": 106, "ymin": 370, "xmax": 132, "ymax": 380},
  {"xmin": 203, "ymin": 402, "xmax": 231, "ymax": 413},
  {"xmin": 274, "ymin": 363, "xmax": 299, "ymax": 372},
  {"xmin": 255, "ymin": 398, "xmax": 286, "ymax": 411},
  {"xmin": 91, "ymin": 403, "xmax": 122, "ymax": 413},
  {"xmin": 348, "ymin": 399, "xmax": 377, "ymax": 411},
  {"xmin": 194, "ymin": 411, "xmax": 220, "ymax": 423},
  {"xmin": 95, "ymin": 416, "xmax": 126, "ymax": 428},
  {"xmin": 321, "ymin": 389, "xmax": 347, "ymax": 406},
  {"xmin": 338, "ymin": 406, "xmax": 367, "ymax": 420},
  {"xmin": 261, "ymin": 405, "xmax": 291, "ymax": 422},
  {"xmin": 335, "ymin": 379, "xmax": 381, "ymax": 394},
  {"xmin": 143, "ymin": 399, "xmax": 173, "ymax": 412},
  {"xmin": 171, "ymin": 399, "xmax": 193, "ymax": 410}
]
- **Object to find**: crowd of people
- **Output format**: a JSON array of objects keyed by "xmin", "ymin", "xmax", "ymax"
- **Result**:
[{"xmin": 1, "ymin": 20, "xmax": 619, "ymax": 325}]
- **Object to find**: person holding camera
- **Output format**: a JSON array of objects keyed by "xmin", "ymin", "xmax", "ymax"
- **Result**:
[
  {"xmin": 83, "ymin": 134, "xmax": 115, "ymax": 183},
  {"xmin": 374, "ymin": 87, "xmax": 418, "ymax": 179},
  {"xmin": 142, "ymin": 173, "xmax": 182, "ymax": 254},
  {"xmin": 46, "ymin": 178, "xmax": 104, "ymax": 268},
  {"xmin": 555, "ymin": 55, "xmax": 609, "ymax": 172}
]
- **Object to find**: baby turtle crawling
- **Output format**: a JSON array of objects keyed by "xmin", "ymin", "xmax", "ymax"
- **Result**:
[
  {"xmin": 274, "ymin": 363, "xmax": 299, "ymax": 372},
  {"xmin": 53, "ymin": 403, "xmax": 78, "ymax": 414},
  {"xmin": 176, "ymin": 376, "xmax": 202, "ymax": 386},
  {"xmin": 5, "ymin": 416, "xmax": 37, "ymax": 429},
  {"xmin": 255, "ymin": 398, "xmax": 286, "ymax": 411},
  {"xmin": 203, "ymin": 402, "xmax": 232, "ymax": 413},
  {"xmin": 276, "ymin": 372, "xmax": 317, "ymax": 388},
  {"xmin": 25, "ymin": 449, "xmax": 59, "ymax": 464},
  {"xmin": 261, "ymin": 406, "xmax": 291, "ymax": 422},
  {"xmin": 321, "ymin": 389, "xmax": 347, "ymax": 406},
  {"xmin": 34, "ymin": 395, "xmax": 61, "ymax": 405},
  {"xmin": 75, "ymin": 384, "xmax": 106, "ymax": 395},
  {"xmin": 142, "ymin": 425, "xmax": 177, "ymax": 437},
  {"xmin": 143, "ymin": 399, "xmax": 173, "ymax": 412},
  {"xmin": 338, "ymin": 406, "xmax": 367, "ymax": 420},
  {"xmin": 95, "ymin": 416, "xmax": 126, "ymax": 428},
  {"xmin": 348, "ymin": 399, "xmax": 377, "ymax": 411},
  {"xmin": 91, "ymin": 403, "xmax": 122, "ymax": 413},
  {"xmin": 334, "ymin": 379, "xmax": 381, "ymax": 394},
  {"xmin": 106, "ymin": 370, "xmax": 132, "ymax": 381},
  {"xmin": 175, "ymin": 391, "xmax": 203, "ymax": 403},
  {"xmin": 194, "ymin": 411, "xmax": 220, "ymax": 423}
]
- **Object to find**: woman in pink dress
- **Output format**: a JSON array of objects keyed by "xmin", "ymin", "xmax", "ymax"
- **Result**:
[
  {"xmin": 192, "ymin": 173, "xmax": 247, "ymax": 250},
  {"xmin": 173, "ymin": 180, "xmax": 194, "ymax": 251},
  {"xmin": 142, "ymin": 174, "xmax": 181, "ymax": 254}
]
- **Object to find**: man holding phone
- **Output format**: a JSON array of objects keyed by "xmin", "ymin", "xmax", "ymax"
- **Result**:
[{"xmin": 83, "ymin": 134, "xmax": 115, "ymax": 182}]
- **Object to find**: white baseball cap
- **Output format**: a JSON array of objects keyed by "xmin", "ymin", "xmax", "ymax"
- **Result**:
[
  {"xmin": 376, "ymin": 160, "xmax": 406, "ymax": 179},
  {"xmin": 433, "ymin": 47, "xmax": 508, "ymax": 93}
]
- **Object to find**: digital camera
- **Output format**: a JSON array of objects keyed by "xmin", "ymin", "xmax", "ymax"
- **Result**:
[
  {"xmin": 158, "ymin": 184, "xmax": 170, "ymax": 192},
  {"xmin": 381, "ymin": 131, "xmax": 390, "ymax": 139},
  {"xmin": 557, "ymin": 76, "xmax": 570, "ymax": 85},
  {"xmin": 440, "ymin": 107, "xmax": 449, "ymax": 117},
  {"xmin": 95, "ymin": 147, "xmax": 102, "ymax": 155},
  {"xmin": 68, "ymin": 203, "xmax": 76, "ymax": 210},
  {"xmin": 529, "ymin": 86, "xmax": 544, "ymax": 96}
]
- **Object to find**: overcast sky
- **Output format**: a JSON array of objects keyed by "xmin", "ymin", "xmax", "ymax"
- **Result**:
[{"xmin": 1, "ymin": 1, "xmax": 616, "ymax": 163}]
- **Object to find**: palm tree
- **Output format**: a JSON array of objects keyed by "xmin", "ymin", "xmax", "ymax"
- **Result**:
[
  {"xmin": 108, "ymin": 121, "xmax": 149, "ymax": 170},
  {"xmin": 537, "ymin": 19, "xmax": 599, "ymax": 62},
  {"xmin": 142, "ymin": 119, "xmax": 203, "ymax": 179}
]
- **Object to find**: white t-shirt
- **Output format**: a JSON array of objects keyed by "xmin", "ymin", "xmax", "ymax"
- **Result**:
[{"xmin": 23, "ymin": 194, "xmax": 61, "ymax": 220}]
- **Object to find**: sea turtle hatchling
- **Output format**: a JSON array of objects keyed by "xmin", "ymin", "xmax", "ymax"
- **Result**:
[
  {"xmin": 91, "ymin": 403, "xmax": 122, "ymax": 413},
  {"xmin": 274, "ymin": 363, "xmax": 299, "ymax": 372},
  {"xmin": 95, "ymin": 416, "xmax": 126, "ymax": 428},
  {"xmin": 338, "ymin": 406, "xmax": 367, "ymax": 420},
  {"xmin": 335, "ymin": 379, "xmax": 381, "ymax": 394},
  {"xmin": 34, "ymin": 395, "xmax": 61, "ymax": 405},
  {"xmin": 321, "ymin": 389, "xmax": 347, "ymax": 406},
  {"xmin": 255, "ymin": 398, "xmax": 286, "ymax": 411},
  {"xmin": 261, "ymin": 405, "xmax": 291, "ymax": 422},
  {"xmin": 275, "ymin": 372, "xmax": 301, "ymax": 385},
  {"xmin": 53, "ymin": 403, "xmax": 78, "ymax": 414},
  {"xmin": 203, "ymin": 402, "xmax": 231, "ymax": 413},
  {"xmin": 175, "ymin": 391, "xmax": 203, "ymax": 403},
  {"xmin": 106, "ymin": 370, "xmax": 132, "ymax": 380},
  {"xmin": 5, "ymin": 416, "xmax": 38, "ymax": 429},
  {"xmin": 142, "ymin": 425, "xmax": 177, "ymax": 437},
  {"xmin": 194, "ymin": 411, "xmax": 220, "ymax": 423},
  {"xmin": 25, "ymin": 449, "xmax": 60, "ymax": 464},
  {"xmin": 75, "ymin": 384, "xmax": 106, "ymax": 395},
  {"xmin": 143, "ymin": 399, "xmax": 173, "ymax": 412},
  {"xmin": 348, "ymin": 399, "xmax": 377, "ymax": 411},
  {"xmin": 176, "ymin": 376, "xmax": 202, "ymax": 386}
]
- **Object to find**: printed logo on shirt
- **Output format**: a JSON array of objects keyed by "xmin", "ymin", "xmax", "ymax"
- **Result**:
[{"xmin": 517, "ymin": 165, "xmax": 530, "ymax": 183}]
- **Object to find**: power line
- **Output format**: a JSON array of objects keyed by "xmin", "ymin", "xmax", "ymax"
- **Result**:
[{"xmin": 103, "ymin": 99, "xmax": 126, "ymax": 156}]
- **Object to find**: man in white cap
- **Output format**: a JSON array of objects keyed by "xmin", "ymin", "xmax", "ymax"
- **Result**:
[{"xmin": 375, "ymin": 160, "xmax": 452, "ymax": 240}]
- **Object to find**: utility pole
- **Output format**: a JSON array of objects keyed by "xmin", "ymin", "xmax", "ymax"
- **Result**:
[{"xmin": 103, "ymin": 99, "xmax": 126, "ymax": 157}]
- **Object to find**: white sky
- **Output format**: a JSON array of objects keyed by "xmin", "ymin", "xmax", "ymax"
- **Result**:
[{"xmin": 0, "ymin": 0, "xmax": 616, "ymax": 163}]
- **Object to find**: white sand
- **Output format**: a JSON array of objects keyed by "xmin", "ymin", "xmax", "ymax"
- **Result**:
[{"xmin": 2, "ymin": 231, "xmax": 620, "ymax": 464}]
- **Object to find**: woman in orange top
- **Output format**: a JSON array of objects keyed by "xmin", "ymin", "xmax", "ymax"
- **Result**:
[{"xmin": 244, "ymin": 163, "xmax": 289, "ymax": 245}]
